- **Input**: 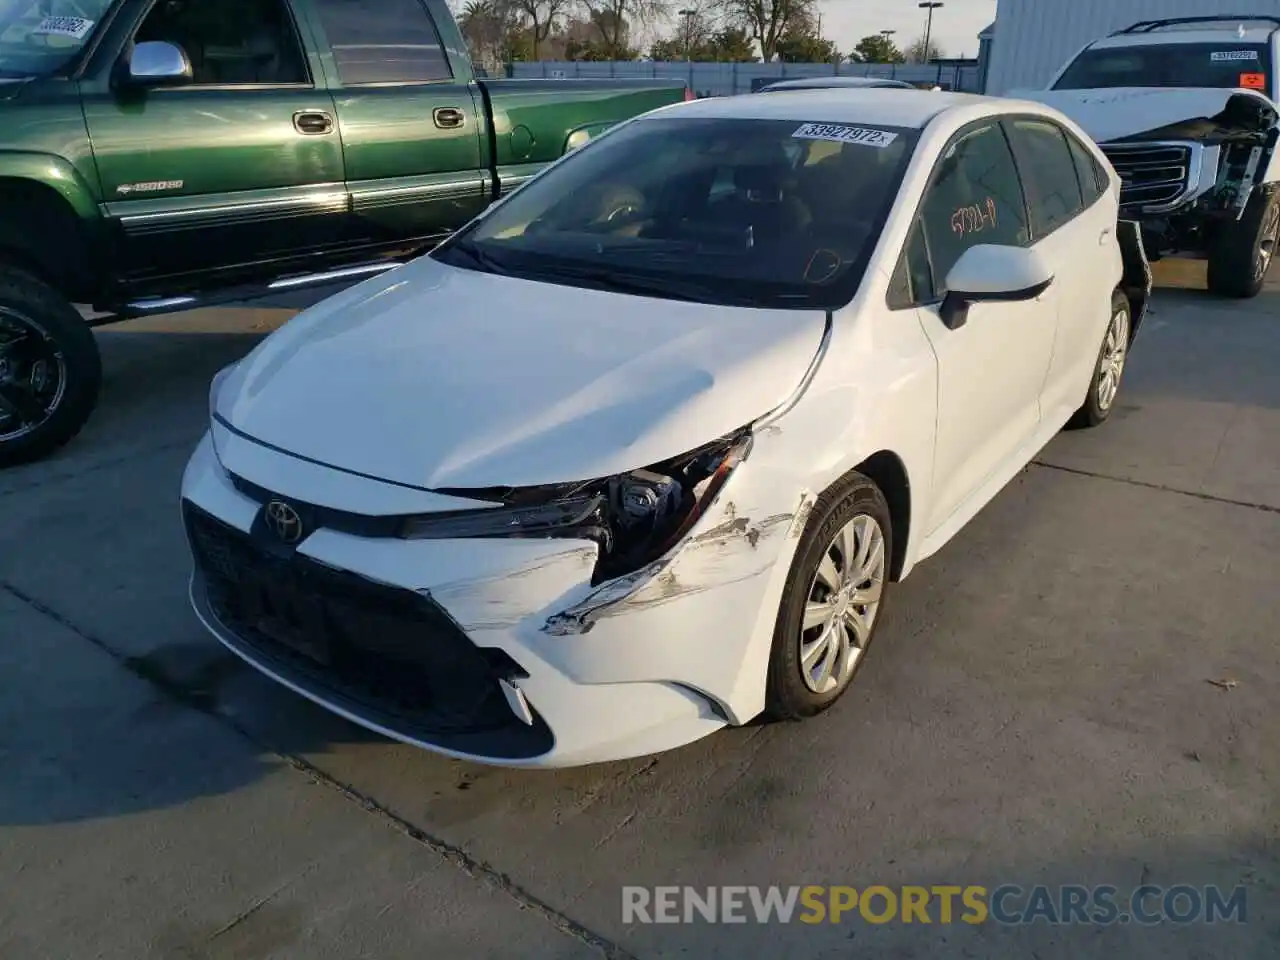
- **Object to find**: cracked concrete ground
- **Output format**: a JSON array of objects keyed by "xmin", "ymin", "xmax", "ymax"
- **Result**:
[{"xmin": 1, "ymin": 262, "xmax": 1277, "ymax": 958}]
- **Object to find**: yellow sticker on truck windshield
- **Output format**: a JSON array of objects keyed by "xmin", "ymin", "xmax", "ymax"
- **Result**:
[{"xmin": 792, "ymin": 123, "xmax": 898, "ymax": 149}]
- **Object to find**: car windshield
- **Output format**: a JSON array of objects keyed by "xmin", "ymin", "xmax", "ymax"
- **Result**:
[
  {"xmin": 0, "ymin": 0, "xmax": 113, "ymax": 78},
  {"xmin": 1053, "ymin": 42, "xmax": 1273, "ymax": 91},
  {"xmin": 433, "ymin": 115, "xmax": 918, "ymax": 310}
]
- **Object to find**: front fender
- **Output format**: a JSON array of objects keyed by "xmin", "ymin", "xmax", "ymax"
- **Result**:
[{"xmin": 0, "ymin": 151, "xmax": 101, "ymax": 221}]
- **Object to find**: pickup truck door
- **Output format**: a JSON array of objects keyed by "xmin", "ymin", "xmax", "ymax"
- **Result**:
[
  {"xmin": 306, "ymin": 0, "xmax": 489, "ymax": 247},
  {"xmin": 81, "ymin": 0, "xmax": 347, "ymax": 288}
]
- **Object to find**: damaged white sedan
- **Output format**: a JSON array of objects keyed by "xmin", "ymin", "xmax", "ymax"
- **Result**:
[{"xmin": 184, "ymin": 90, "xmax": 1151, "ymax": 767}]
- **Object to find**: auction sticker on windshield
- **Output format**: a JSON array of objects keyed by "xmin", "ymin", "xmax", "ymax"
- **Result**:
[
  {"xmin": 1211, "ymin": 50, "xmax": 1260, "ymax": 62},
  {"xmin": 792, "ymin": 123, "xmax": 898, "ymax": 148},
  {"xmin": 30, "ymin": 16, "xmax": 95, "ymax": 40}
]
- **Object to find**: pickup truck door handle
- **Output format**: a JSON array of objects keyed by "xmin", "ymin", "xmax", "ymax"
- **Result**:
[
  {"xmin": 1099, "ymin": 227, "xmax": 1112, "ymax": 246},
  {"xmin": 433, "ymin": 107, "xmax": 465, "ymax": 129},
  {"xmin": 293, "ymin": 111, "xmax": 334, "ymax": 135}
]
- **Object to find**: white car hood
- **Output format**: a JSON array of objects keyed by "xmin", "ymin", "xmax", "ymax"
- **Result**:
[
  {"xmin": 1013, "ymin": 87, "xmax": 1277, "ymax": 143},
  {"xmin": 217, "ymin": 256, "xmax": 827, "ymax": 490}
]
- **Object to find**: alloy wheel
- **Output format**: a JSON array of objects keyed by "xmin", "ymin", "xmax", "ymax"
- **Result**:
[
  {"xmin": 1096, "ymin": 306, "xmax": 1130, "ymax": 414},
  {"xmin": 0, "ymin": 307, "xmax": 68, "ymax": 443},
  {"xmin": 799, "ymin": 513, "xmax": 886, "ymax": 695},
  {"xmin": 1255, "ymin": 197, "xmax": 1280, "ymax": 282}
]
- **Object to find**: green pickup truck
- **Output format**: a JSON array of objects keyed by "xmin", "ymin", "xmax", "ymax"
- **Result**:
[{"xmin": 0, "ymin": 0, "xmax": 688, "ymax": 466}]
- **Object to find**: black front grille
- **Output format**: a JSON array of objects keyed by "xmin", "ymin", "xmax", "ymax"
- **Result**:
[
  {"xmin": 1101, "ymin": 144, "xmax": 1192, "ymax": 207},
  {"xmin": 184, "ymin": 501, "xmax": 543, "ymax": 747}
]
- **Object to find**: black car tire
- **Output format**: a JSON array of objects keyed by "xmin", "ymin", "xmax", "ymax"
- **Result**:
[
  {"xmin": 1207, "ymin": 187, "xmax": 1280, "ymax": 299},
  {"xmin": 0, "ymin": 264, "xmax": 101, "ymax": 467}
]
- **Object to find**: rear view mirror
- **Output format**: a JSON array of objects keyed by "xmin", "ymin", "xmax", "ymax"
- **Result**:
[
  {"xmin": 939, "ymin": 244, "xmax": 1054, "ymax": 329},
  {"xmin": 127, "ymin": 41, "xmax": 193, "ymax": 86}
]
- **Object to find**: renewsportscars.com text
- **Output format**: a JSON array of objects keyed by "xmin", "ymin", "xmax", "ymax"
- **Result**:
[{"xmin": 622, "ymin": 885, "xmax": 1248, "ymax": 926}]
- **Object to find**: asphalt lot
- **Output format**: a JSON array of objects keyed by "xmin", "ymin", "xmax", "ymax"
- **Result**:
[{"xmin": 1, "ymin": 262, "xmax": 1277, "ymax": 959}]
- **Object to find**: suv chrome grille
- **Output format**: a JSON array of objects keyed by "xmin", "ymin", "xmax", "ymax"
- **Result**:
[{"xmin": 1101, "ymin": 143, "xmax": 1192, "ymax": 207}]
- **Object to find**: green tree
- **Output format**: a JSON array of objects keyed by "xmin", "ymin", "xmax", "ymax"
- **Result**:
[
  {"xmin": 852, "ymin": 33, "xmax": 904, "ymax": 64},
  {"xmin": 703, "ymin": 25, "xmax": 757, "ymax": 60},
  {"xmin": 774, "ymin": 27, "xmax": 838, "ymax": 63},
  {"xmin": 716, "ymin": 0, "xmax": 814, "ymax": 62}
]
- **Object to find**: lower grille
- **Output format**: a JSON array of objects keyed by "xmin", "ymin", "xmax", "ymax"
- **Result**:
[
  {"xmin": 1101, "ymin": 143, "xmax": 1193, "ymax": 208},
  {"xmin": 184, "ymin": 501, "xmax": 540, "ymax": 744}
]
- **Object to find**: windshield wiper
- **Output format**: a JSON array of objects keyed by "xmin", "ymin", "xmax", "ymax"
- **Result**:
[
  {"xmin": 523, "ymin": 264, "xmax": 761, "ymax": 306},
  {"xmin": 437, "ymin": 239, "xmax": 509, "ymax": 275}
]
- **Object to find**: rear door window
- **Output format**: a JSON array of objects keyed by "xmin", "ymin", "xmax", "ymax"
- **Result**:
[{"xmin": 1005, "ymin": 119, "xmax": 1085, "ymax": 239}]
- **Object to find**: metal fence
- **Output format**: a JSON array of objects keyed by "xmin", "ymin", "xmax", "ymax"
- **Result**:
[{"xmin": 508, "ymin": 60, "xmax": 982, "ymax": 96}]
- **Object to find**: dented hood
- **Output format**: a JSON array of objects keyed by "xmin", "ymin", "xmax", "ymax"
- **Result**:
[
  {"xmin": 216, "ymin": 255, "xmax": 827, "ymax": 490},
  {"xmin": 1013, "ymin": 86, "xmax": 1279, "ymax": 143}
]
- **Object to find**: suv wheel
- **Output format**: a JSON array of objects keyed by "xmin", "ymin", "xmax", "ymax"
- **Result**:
[
  {"xmin": 0, "ymin": 264, "xmax": 101, "ymax": 467},
  {"xmin": 1207, "ymin": 187, "xmax": 1280, "ymax": 299}
]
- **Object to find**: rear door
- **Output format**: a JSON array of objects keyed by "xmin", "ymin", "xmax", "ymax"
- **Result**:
[
  {"xmin": 1004, "ymin": 116, "xmax": 1118, "ymax": 426},
  {"xmin": 82, "ymin": 0, "xmax": 347, "ymax": 286},
  {"xmin": 307, "ymin": 0, "xmax": 488, "ymax": 247}
]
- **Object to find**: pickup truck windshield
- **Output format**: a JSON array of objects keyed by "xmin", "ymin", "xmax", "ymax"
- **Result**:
[
  {"xmin": 1054, "ymin": 43, "xmax": 1273, "ymax": 91},
  {"xmin": 433, "ymin": 116, "xmax": 918, "ymax": 310},
  {"xmin": 0, "ymin": 0, "xmax": 112, "ymax": 77}
]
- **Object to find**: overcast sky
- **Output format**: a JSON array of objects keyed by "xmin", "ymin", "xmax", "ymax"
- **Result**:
[{"xmin": 815, "ymin": 0, "xmax": 996, "ymax": 59}]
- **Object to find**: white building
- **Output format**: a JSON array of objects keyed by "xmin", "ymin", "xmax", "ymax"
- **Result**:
[{"xmin": 983, "ymin": 0, "xmax": 1280, "ymax": 94}]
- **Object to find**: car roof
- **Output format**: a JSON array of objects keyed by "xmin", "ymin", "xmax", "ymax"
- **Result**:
[
  {"xmin": 1091, "ymin": 25, "xmax": 1275, "ymax": 48},
  {"xmin": 762, "ymin": 77, "xmax": 914, "ymax": 90},
  {"xmin": 653, "ymin": 88, "xmax": 1002, "ymax": 130}
]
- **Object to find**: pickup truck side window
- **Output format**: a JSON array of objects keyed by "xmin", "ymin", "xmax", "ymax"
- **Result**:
[
  {"xmin": 312, "ymin": 0, "xmax": 452, "ymax": 85},
  {"xmin": 1004, "ymin": 119, "xmax": 1085, "ymax": 241},
  {"xmin": 913, "ymin": 122, "xmax": 1029, "ymax": 301},
  {"xmin": 134, "ymin": 0, "xmax": 308, "ymax": 86}
]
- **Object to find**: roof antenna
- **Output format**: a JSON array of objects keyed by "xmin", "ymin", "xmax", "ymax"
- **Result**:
[{"xmin": 1239, "ymin": 23, "xmax": 1247, "ymax": 38}]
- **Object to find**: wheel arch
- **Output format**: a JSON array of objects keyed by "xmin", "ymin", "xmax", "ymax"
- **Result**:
[
  {"xmin": 0, "ymin": 173, "xmax": 104, "ymax": 303},
  {"xmin": 823, "ymin": 449, "xmax": 913, "ymax": 583}
]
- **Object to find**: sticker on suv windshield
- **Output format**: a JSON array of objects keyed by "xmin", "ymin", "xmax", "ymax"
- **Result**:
[
  {"xmin": 1211, "ymin": 50, "xmax": 1259, "ymax": 61},
  {"xmin": 30, "ymin": 16, "xmax": 95, "ymax": 40},
  {"xmin": 1240, "ymin": 72, "xmax": 1267, "ymax": 89},
  {"xmin": 792, "ymin": 123, "xmax": 898, "ymax": 148}
]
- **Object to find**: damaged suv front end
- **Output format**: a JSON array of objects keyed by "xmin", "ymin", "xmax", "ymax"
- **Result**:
[{"xmin": 1024, "ymin": 20, "xmax": 1280, "ymax": 297}]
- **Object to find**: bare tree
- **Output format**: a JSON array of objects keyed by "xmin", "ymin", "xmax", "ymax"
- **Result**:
[
  {"xmin": 578, "ymin": 0, "xmax": 670, "ymax": 57},
  {"xmin": 511, "ymin": 0, "xmax": 574, "ymax": 58},
  {"xmin": 716, "ymin": 0, "xmax": 813, "ymax": 62},
  {"xmin": 903, "ymin": 35, "xmax": 944, "ymax": 63}
]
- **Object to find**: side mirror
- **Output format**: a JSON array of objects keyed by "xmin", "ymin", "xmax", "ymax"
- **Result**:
[
  {"xmin": 127, "ymin": 41, "xmax": 193, "ymax": 86},
  {"xmin": 939, "ymin": 244, "xmax": 1054, "ymax": 330}
]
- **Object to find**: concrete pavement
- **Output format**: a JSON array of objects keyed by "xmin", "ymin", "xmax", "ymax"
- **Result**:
[{"xmin": 1, "ymin": 261, "xmax": 1277, "ymax": 958}]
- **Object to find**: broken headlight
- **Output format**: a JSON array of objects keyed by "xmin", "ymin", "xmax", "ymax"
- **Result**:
[{"xmin": 399, "ymin": 429, "xmax": 753, "ymax": 583}]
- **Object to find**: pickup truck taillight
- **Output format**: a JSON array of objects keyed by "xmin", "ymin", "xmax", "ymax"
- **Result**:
[{"xmin": 684, "ymin": 86, "xmax": 695, "ymax": 101}]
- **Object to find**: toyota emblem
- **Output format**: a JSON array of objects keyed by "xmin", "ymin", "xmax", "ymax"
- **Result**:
[{"xmin": 264, "ymin": 500, "xmax": 305, "ymax": 544}]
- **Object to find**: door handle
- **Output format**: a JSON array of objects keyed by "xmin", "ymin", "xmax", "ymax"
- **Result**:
[
  {"xmin": 293, "ymin": 111, "xmax": 333, "ymax": 135},
  {"xmin": 1099, "ymin": 227, "xmax": 1112, "ymax": 246},
  {"xmin": 433, "ymin": 107, "xmax": 465, "ymax": 129}
]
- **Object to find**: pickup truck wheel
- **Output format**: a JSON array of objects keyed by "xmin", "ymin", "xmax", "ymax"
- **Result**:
[
  {"xmin": 1207, "ymin": 188, "xmax": 1280, "ymax": 299},
  {"xmin": 0, "ymin": 265, "xmax": 101, "ymax": 467},
  {"xmin": 1068, "ymin": 290, "xmax": 1130, "ymax": 430}
]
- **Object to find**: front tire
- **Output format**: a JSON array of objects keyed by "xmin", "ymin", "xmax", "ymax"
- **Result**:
[
  {"xmin": 765, "ymin": 473, "xmax": 892, "ymax": 721},
  {"xmin": 1207, "ymin": 187, "xmax": 1280, "ymax": 299},
  {"xmin": 0, "ymin": 265, "xmax": 101, "ymax": 467},
  {"xmin": 1068, "ymin": 290, "xmax": 1131, "ymax": 430}
]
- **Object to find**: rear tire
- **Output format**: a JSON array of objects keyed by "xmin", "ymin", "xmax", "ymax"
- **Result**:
[
  {"xmin": 1206, "ymin": 187, "xmax": 1280, "ymax": 299},
  {"xmin": 765, "ymin": 473, "xmax": 892, "ymax": 721},
  {"xmin": 1067, "ymin": 289, "xmax": 1130, "ymax": 430},
  {"xmin": 0, "ymin": 264, "xmax": 101, "ymax": 467}
]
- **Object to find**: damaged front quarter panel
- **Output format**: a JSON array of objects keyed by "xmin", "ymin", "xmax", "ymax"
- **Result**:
[{"xmin": 542, "ymin": 491, "xmax": 815, "ymax": 636}]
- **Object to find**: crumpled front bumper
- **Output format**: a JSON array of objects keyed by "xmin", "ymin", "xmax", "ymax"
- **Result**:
[{"xmin": 181, "ymin": 429, "xmax": 810, "ymax": 767}]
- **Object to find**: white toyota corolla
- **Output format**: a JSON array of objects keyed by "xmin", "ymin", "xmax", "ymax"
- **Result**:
[{"xmin": 184, "ymin": 90, "xmax": 1150, "ymax": 768}]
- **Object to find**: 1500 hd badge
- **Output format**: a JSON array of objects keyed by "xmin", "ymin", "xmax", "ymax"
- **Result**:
[{"xmin": 116, "ymin": 180, "xmax": 184, "ymax": 195}]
